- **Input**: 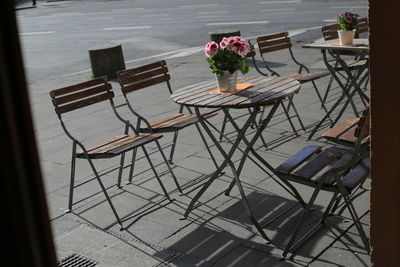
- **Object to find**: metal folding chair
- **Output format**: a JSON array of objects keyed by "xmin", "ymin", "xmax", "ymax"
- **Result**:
[
  {"xmin": 50, "ymin": 77, "xmax": 178, "ymax": 229},
  {"xmin": 274, "ymin": 107, "xmax": 370, "ymax": 258},
  {"xmin": 117, "ymin": 60, "xmax": 219, "ymax": 192},
  {"xmin": 254, "ymin": 32, "xmax": 332, "ymax": 123}
]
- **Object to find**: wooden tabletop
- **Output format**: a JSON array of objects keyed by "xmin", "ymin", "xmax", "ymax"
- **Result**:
[
  {"xmin": 302, "ymin": 38, "xmax": 369, "ymax": 51},
  {"xmin": 171, "ymin": 76, "xmax": 300, "ymax": 109}
]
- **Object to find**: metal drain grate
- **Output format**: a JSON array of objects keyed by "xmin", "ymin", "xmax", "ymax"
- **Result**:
[{"xmin": 58, "ymin": 253, "xmax": 98, "ymax": 267}]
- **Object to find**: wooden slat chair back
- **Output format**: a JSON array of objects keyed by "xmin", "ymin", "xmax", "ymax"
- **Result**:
[
  {"xmin": 118, "ymin": 60, "xmax": 172, "ymax": 95},
  {"xmin": 50, "ymin": 77, "xmax": 114, "ymax": 115},
  {"xmin": 50, "ymin": 77, "xmax": 179, "ymax": 229},
  {"xmin": 321, "ymin": 23, "xmax": 339, "ymax": 41},
  {"xmin": 356, "ymin": 17, "xmax": 369, "ymax": 36},
  {"xmin": 274, "ymin": 107, "xmax": 370, "ymax": 258},
  {"xmin": 117, "ymin": 60, "xmax": 219, "ymax": 173},
  {"xmin": 257, "ymin": 32, "xmax": 292, "ymax": 56},
  {"xmin": 253, "ymin": 32, "xmax": 331, "ymax": 126}
]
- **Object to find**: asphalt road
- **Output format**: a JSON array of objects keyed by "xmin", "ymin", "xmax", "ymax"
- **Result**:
[{"xmin": 16, "ymin": 0, "xmax": 368, "ymax": 83}]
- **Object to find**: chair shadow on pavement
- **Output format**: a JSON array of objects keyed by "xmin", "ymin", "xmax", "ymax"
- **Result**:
[{"xmin": 152, "ymin": 190, "xmax": 361, "ymax": 267}]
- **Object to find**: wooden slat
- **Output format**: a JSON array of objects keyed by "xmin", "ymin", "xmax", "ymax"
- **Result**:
[
  {"xmin": 171, "ymin": 81, "xmax": 216, "ymax": 99},
  {"xmin": 144, "ymin": 114, "xmax": 184, "ymax": 128},
  {"xmin": 319, "ymin": 152, "xmax": 353, "ymax": 185},
  {"xmin": 257, "ymin": 32, "xmax": 288, "ymax": 42},
  {"xmin": 356, "ymin": 17, "xmax": 369, "ymax": 34},
  {"xmin": 219, "ymin": 77, "xmax": 295, "ymax": 107},
  {"xmin": 293, "ymin": 148, "xmax": 343, "ymax": 180},
  {"xmin": 149, "ymin": 114, "xmax": 193, "ymax": 129},
  {"xmin": 117, "ymin": 61, "xmax": 166, "ymax": 78},
  {"xmin": 79, "ymin": 134, "xmax": 162, "ymax": 158},
  {"xmin": 258, "ymin": 38, "xmax": 290, "ymax": 49},
  {"xmin": 121, "ymin": 75, "xmax": 170, "ymax": 94},
  {"xmin": 286, "ymin": 71, "xmax": 330, "ymax": 83},
  {"xmin": 56, "ymin": 91, "xmax": 113, "ymax": 114},
  {"xmin": 322, "ymin": 117, "xmax": 360, "ymax": 139},
  {"xmin": 174, "ymin": 76, "xmax": 263, "ymax": 106},
  {"xmin": 82, "ymin": 135, "xmax": 128, "ymax": 154},
  {"xmin": 275, "ymin": 146, "xmax": 322, "ymax": 174},
  {"xmin": 119, "ymin": 67, "xmax": 167, "ymax": 86},
  {"xmin": 50, "ymin": 77, "xmax": 106, "ymax": 97},
  {"xmin": 185, "ymin": 76, "xmax": 274, "ymax": 107},
  {"xmin": 322, "ymin": 24, "xmax": 339, "ymax": 41},
  {"xmin": 259, "ymin": 43, "xmax": 292, "ymax": 54},
  {"xmin": 238, "ymin": 79, "xmax": 300, "ymax": 107},
  {"xmin": 140, "ymin": 112, "xmax": 218, "ymax": 132},
  {"xmin": 52, "ymin": 83, "xmax": 111, "ymax": 106},
  {"xmin": 109, "ymin": 134, "xmax": 162, "ymax": 155},
  {"xmin": 342, "ymin": 158, "xmax": 370, "ymax": 189}
]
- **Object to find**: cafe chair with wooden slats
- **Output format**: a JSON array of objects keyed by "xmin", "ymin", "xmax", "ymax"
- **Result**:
[
  {"xmin": 117, "ymin": 60, "xmax": 219, "ymax": 189},
  {"xmin": 50, "ymin": 77, "xmax": 179, "ymax": 229},
  {"xmin": 254, "ymin": 32, "xmax": 333, "ymax": 120},
  {"xmin": 274, "ymin": 107, "xmax": 370, "ymax": 258}
]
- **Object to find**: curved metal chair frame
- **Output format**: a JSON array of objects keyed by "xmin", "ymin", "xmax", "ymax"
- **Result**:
[{"xmin": 50, "ymin": 77, "xmax": 178, "ymax": 229}]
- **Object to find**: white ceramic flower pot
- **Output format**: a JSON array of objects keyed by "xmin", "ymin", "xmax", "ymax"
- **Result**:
[
  {"xmin": 338, "ymin": 30, "xmax": 356, "ymax": 45},
  {"xmin": 216, "ymin": 71, "xmax": 238, "ymax": 92}
]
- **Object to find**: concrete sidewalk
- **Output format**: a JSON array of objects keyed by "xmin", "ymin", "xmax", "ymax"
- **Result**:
[{"xmin": 29, "ymin": 38, "xmax": 370, "ymax": 266}]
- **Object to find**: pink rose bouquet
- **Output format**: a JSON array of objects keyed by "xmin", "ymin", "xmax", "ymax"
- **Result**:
[{"xmin": 204, "ymin": 36, "xmax": 251, "ymax": 76}]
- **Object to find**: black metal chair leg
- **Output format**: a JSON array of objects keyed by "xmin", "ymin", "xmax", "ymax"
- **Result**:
[
  {"xmin": 67, "ymin": 142, "xmax": 77, "ymax": 212},
  {"xmin": 128, "ymin": 148, "xmax": 137, "ymax": 184},
  {"xmin": 169, "ymin": 131, "xmax": 179, "ymax": 164},
  {"xmin": 117, "ymin": 152, "xmax": 125, "ymax": 188},
  {"xmin": 219, "ymin": 112, "xmax": 228, "ymax": 141},
  {"xmin": 194, "ymin": 123, "xmax": 219, "ymax": 170},
  {"xmin": 141, "ymin": 146, "xmax": 171, "ymax": 200},
  {"xmin": 280, "ymin": 101, "xmax": 298, "ymax": 136},
  {"xmin": 86, "ymin": 156, "xmax": 123, "ymax": 229},
  {"xmin": 155, "ymin": 139, "xmax": 182, "ymax": 193},
  {"xmin": 282, "ymin": 185, "xmax": 321, "ymax": 258}
]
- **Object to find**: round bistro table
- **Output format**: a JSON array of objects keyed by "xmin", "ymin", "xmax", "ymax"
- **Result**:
[{"xmin": 171, "ymin": 75, "xmax": 301, "ymax": 242}]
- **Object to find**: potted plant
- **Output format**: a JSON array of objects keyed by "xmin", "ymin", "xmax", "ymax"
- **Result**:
[
  {"xmin": 337, "ymin": 12, "xmax": 359, "ymax": 45},
  {"xmin": 204, "ymin": 36, "xmax": 251, "ymax": 92}
]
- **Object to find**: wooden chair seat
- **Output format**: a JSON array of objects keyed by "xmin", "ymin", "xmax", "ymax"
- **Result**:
[
  {"xmin": 139, "ymin": 112, "xmax": 218, "ymax": 133},
  {"xmin": 286, "ymin": 71, "xmax": 330, "ymax": 83},
  {"xmin": 77, "ymin": 134, "xmax": 163, "ymax": 159},
  {"xmin": 275, "ymin": 145, "xmax": 370, "ymax": 191},
  {"xmin": 321, "ymin": 117, "xmax": 360, "ymax": 144}
]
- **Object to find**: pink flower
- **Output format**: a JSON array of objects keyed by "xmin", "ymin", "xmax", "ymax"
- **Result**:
[{"xmin": 204, "ymin": 41, "xmax": 219, "ymax": 58}]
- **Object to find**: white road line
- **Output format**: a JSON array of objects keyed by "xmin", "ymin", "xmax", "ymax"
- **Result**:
[
  {"xmin": 323, "ymin": 19, "xmax": 337, "ymax": 22},
  {"xmin": 87, "ymin": 17, "xmax": 113, "ymax": 21},
  {"xmin": 112, "ymin": 8, "xmax": 145, "ymax": 12},
  {"xmin": 59, "ymin": 26, "xmax": 319, "ymax": 78},
  {"xmin": 260, "ymin": 8, "xmax": 295, "ymax": 12},
  {"xmin": 197, "ymin": 11, "xmax": 228, "ymax": 15},
  {"xmin": 102, "ymin": 26, "xmax": 151, "ymax": 31},
  {"xmin": 329, "ymin": 6, "xmax": 367, "ymax": 9},
  {"xmin": 20, "ymin": 31, "xmax": 55, "ymax": 35},
  {"xmin": 141, "ymin": 14, "xmax": 169, "ymax": 18},
  {"xmin": 259, "ymin": 0, "xmax": 301, "ymax": 4},
  {"xmin": 206, "ymin": 21, "xmax": 269, "ymax": 26},
  {"xmin": 180, "ymin": 4, "xmax": 219, "ymax": 8}
]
